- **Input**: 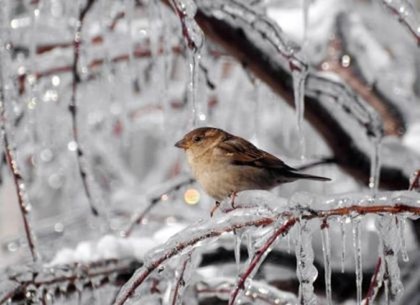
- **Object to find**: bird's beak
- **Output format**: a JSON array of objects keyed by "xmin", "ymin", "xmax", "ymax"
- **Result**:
[{"xmin": 175, "ymin": 138, "xmax": 188, "ymax": 149}]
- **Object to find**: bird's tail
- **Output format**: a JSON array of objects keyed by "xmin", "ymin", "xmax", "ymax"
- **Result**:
[{"xmin": 284, "ymin": 171, "xmax": 331, "ymax": 182}]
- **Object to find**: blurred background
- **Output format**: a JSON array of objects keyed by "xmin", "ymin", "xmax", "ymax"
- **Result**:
[{"xmin": 1, "ymin": 0, "xmax": 420, "ymax": 304}]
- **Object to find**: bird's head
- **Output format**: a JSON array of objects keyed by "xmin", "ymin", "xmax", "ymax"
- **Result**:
[{"xmin": 175, "ymin": 127, "xmax": 226, "ymax": 156}]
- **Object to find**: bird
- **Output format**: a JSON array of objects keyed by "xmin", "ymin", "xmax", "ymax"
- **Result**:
[{"xmin": 175, "ymin": 127, "xmax": 330, "ymax": 203}]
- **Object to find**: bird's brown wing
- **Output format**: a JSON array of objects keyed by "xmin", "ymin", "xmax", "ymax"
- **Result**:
[{"xmin": 217, "ymin": 135, "xmax": 297, "ymax": 171}]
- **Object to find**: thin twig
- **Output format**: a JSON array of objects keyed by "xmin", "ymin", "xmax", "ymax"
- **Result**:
[
  {"xmin": 364, "ymin": 257, "xmax": 382, "ymax": 305},
  {"xmin": 123, "ymin": 177, "xmax": 195, "ymax": 237},
  {"xmin": 70, "ymin": 0, "xmax": 98, "ymax": 215},
  {"xmin": 228, "ymin": 218, "xmax": 296, "ymax": 305},
  {"xmin": 381, "ymin": 0, "xmax": 420, "ymax": 46},
  {"xmin": 171, "ymin": 252, "xmax": 192, "ymax": 305}
]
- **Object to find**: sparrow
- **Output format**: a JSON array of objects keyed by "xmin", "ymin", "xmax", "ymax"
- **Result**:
[{"xmin": 175, "ymin": 127, "xmax": 330, "ymax": 202}]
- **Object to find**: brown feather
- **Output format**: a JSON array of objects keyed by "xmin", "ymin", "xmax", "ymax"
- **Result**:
[{"xmin": 217, "ymin": 135, "xmax": 297, "ymax": 171}]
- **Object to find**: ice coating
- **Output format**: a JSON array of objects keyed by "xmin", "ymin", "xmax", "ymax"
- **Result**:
[
  {"xmin": 352, "ymin": 217, "xmax": 363, "ymax": 305},
  {"xmin": 321, "ymin": 222, "xmax": 332, "ymax": 305},
  {"xmin": 376, "ymin": 215, "xmax": 404, "ymax": 299},
  {"xmin": 295, "ymin": 220, "xmax": 317, "ymax": 305},
  {"xmin": 292, "ymin": 67, "xmax": 308, "ymax": 160}
]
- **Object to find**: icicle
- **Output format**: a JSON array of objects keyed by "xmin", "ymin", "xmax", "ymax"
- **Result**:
[
  {"xmin": 384, "ymin": 277, "xmax": 390, "ymax": 305},
  {"xmin": 377, "ymin": 215, "xmax": 404, "ymax": 299},
  {"xmin": 169, "ymin": 0, "xmax": 204, "ymax": 127},
  {"xmin": 369, "ymin": 136, "xmax": 382, "ymax": 194},
  {"xmin": 246, "ymin": 231, "xmax": 255, "ymax": 260},
  {"xmin": 340, "ymin": 217, "xmax": 346, "ymax": 273},
  {"xmin": 295, "ymin": 219, "xmax": 317, "ymax": 305},
  {"xmin": 352, "ymin": 217, "xmax": 363, "ymax": 305},
  {"xmin": 287, "ymin": 231, "xmax": 291, "ymax": 254},
  {"xmin": 291, "ymin": 67, "xmax": 308, "ymax": 160},
  {"xmin": 321, "ymin": 221, "xmax": 332, "ymax": 305},
  {"xmin": 188, "ymin": 51, "xmax": 201, "ymax": 127},
  {"xmin": 234, "ymin": 231, "xmax": 242, "ymax": 274},
  {"xmin": 302, "ymin": 0, "xmax": 310, "ymax": 43},
  {"xmin": 397, "ymin": 216, "xmax": 409, "ymax": 262}
]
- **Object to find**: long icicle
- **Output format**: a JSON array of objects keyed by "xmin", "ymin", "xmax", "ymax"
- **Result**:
[
  {"xmin": 352, "ymin": 217, "xmax": 363, "ymax": 305},
  {"xmin": 321, "ymin": 220, "xmax": 332, "ymax": 305}
]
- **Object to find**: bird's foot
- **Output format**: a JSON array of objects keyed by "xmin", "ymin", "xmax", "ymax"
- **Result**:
[
  {"xmin": 210, "ymin": 201, "xmax": 221, "ymax": 217},
  {"xmin": 230, "ymin": 192, "xmax": 238, "ymax": 209}
]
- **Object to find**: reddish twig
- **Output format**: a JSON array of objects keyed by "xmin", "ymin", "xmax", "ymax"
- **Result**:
[
  {"xmin": 70, "ymin": 0, "xmax": 98, "ymax": 215},
  {"xmin": 364, "ymin": 257, "xmax": 382, "ymax": 305},
  {"xmin": 228, "ymin": 218, "xmax": 297, "ymax": 305},
  {"xmin": 171, "ymin": 252, "xmax": 192, "ymax": 305},
  {"xmin": 409, "ymin": 170, "xmax": 420, "ymax": 191}
]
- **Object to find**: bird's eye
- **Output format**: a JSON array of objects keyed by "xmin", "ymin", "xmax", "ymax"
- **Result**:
[{"xmin": 193, "ymin": 135, "xmax": 203, "ymax": 143}]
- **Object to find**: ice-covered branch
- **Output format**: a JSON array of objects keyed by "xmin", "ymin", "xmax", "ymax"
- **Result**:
[
  {"xmin": 326, "ymin": 14, "xmax": 406, "ymax": 137},
  {"xmin": 381, "ymin": 0, "xmax": 420, "ymax": 45},
  {"xmin": 196, "ymin": 277, "xmax": 298, "ymax": 305},
  {"xmin": 364, "ymin": 257, "xmax": 382, "ymax": 305},
  {"xmin": 114, "ymin": 214, "xmax": 275, "ymax": 305},
  {"xmin": 114, "ymin": 194, "xmax": 420, "ymax": 305},
  {"xmin": 0, "ymin": 14, "xmax": 39, "ymax": 262},
  {"xmin": 70, "ymin": 0, "xmax": 98, "ymax": 215},
  {"xmin": 0, "ymin": 258, "xmax": 141, "ymax": 304}
]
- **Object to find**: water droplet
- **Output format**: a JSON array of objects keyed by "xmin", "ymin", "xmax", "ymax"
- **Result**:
[
  {"xmin": 67, "ymin": 141, "xmax": 78, "ymax": 151},
  {"xmin": 48, "ymin": 174, "xmax": 63, "ymax": 189},
  {"xmin": 17, "ymin": 66, "xmax": 26, "ymax": 75},
  {"xmin": 51, "ymin": 75, "xmax": 61, "ymax": 86},
  {"xmin": 10, "ymin": 19, "xmax": 19, "ymax": 29},
  {"xmin": 27, "ymin": 97, "xmax": 37, "ymax": 110},
  {"xmin": 341, "ymin": 54, "xmax": 351, "ymax": 67},
  {"xmin": 7, "ymin": 241, "xmax": 19, "ymax": 252},
  {"xmin": 40, "ymin": 149, "xmax": 53, "ymax": 162},
  {"xmin": 54, "ymin": 222, "xmax": 64, "ymax": 233},
  {"xmin": 27, "ymin": 74, "xmax": 36, "ymax": 85},
  {"xmin": 321, "ymin": 62, "xmax": 330, "ymax": 70},
  {"xmin": 43, "ymin": 90, "xmax": 58, "ymax": 102}
]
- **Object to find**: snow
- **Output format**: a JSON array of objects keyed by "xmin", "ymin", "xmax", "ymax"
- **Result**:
[{"xmin": 49, "ymin": 222, "xmax": 186, "ymax": 266}]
